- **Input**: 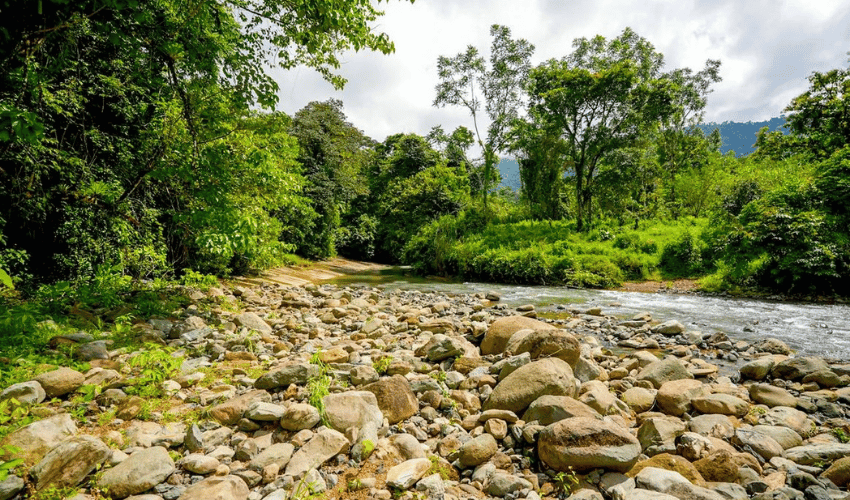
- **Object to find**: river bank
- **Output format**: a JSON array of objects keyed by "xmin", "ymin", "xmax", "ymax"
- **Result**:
[{"xmin": 1, "ymin": 276, "xmax": 850, "ymax": 499}]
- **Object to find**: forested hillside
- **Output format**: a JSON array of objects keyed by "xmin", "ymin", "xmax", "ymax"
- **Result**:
[
  {"xmin": 698, "ymin": 117, "xmax": 788, "ymax": 156},
  {"xmin": 1, "ymin": 4, "xmax": 848, "ymax": 300}
]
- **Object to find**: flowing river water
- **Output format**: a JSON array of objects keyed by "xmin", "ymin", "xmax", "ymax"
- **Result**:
[{"xmin": 328, "ymin": 268, "xmax": 850, "ymax": 362}]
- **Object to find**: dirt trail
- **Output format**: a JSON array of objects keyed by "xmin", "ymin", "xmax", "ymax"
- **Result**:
[{"xmin": 230, "ymin": 258, "xmax": 390, "ymax": 288}]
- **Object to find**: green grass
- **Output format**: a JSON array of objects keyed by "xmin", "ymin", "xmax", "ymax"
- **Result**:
[{"xmin": 404, "ymin": 213, "xmax": 712, "ymax": 288}]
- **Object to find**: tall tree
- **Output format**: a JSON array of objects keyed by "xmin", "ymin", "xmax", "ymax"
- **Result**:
[
  {"xmin": 433, "ymin": 24, "xmax": 534, "ymax": 209},
  {"xmin": 0, "ymin": 0, "xmax": 411, "ymax": 282},
  {"xmin": 784, "ymin": 68, "xmax": 850, "ymax": 158},
  {"xmin": 526, "ymin": 27, "xmax": 678, "ymax": 231},
  {"xmin": 288, "ymin": 99, "xmax": 374, "ymax": 259}
]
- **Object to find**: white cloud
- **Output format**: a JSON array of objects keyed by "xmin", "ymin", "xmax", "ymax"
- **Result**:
[{"xmin": 270, "ymin": 0, "xmax": 850, "ymax": 143}]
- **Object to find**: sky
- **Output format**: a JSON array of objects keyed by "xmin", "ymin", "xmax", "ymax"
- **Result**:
[{"xmin": 269, "ymin": 0, "xmax": 850, "ymax": 148}]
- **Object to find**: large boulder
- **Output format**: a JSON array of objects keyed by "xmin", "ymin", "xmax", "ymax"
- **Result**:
[
  {"xmin": 509, "ymin": 330, "xmax": 580, "ymax": 367},
  {"xmin": 234, "ymin": 312, "xmax": 273, "ymax": 335},
  {"xmin": 361, "ymin": 375, "xmax": 418, "ymax": 424},
  {"xmin": 322, "ymin": 391, "xmax": 383, "ymax": 433},
  {"xmin": 757, "ymin": 406, "xmax": 813, "ymax": 436},
  {"xmin": 481, "ymin": 316, "xmax": 556, "ymax": 355},
  {"xmin": 34, "ymin": 367, "xmax": 85, "ymax": 397},
  {"xmin": 656, "ymin": 379, "xmax": 709, "ymax": 417},
  {"xmin": 822, "ymin": 456, "xmax": 850, "ymax": 488},
  {"xmin": 690, "ymin": 394, "xmax": 749, "ymax": 417},
  {"xmin": 209, "ymin": 390, "xmax": 272, "ymax": 426},
  {"xmin": 0, "ymin": 381, "xmax": 46, "ymax": 405},
  {"xmin": 483, "ymin": 358, "xmax": 578, "ymax": 414},
  {"xmin": 30, "ymin": 435, "xmax": 110, "ymax": 491},
  {"xmin": 637, "ymin": 417, "xmax": 687, "ymax": 456},
  {"xmin": 99, "ymin": 446, "xmax": 175, "ymax": 499},
  {"xmin": 284, "ymin": 428, "xmax": 350, "ymax": 477},
  {"xmin": 538, "ymin": 417, "xmax": 641, "ymax": 473},
  {"xmin": 522, "ymin": 395, "xmax": 601, "ymax": 425},
  {"xmin": 636, "ymin": 357, "xmax": 693, "ymax": 389},
  {"xmin": 783, "ymin": 443, "xmax": 850, "ymax": 466},
  {"xmin": 748, "ymin": 384, "xmax": 797, "ymax": 408},
  {"xmin": 2, "ymin": 413, "xmax": 77, "ymax": 465},
  {"xmin": 771, "ymin": 357, "xmax": 830, "ymax": 381}
]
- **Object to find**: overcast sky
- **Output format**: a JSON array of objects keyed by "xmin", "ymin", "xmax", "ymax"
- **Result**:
[{"xmin": 269, "ymin": 0, "xmax": 850, "ymax": 147}]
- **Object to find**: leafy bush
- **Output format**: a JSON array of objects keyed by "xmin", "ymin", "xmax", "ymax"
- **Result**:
[{"xmin": 659, "ymin": 230, "xmax": 706, "ymax": 277}]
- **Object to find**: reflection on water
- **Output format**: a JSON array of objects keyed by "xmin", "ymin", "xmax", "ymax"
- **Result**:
[{"xmin": 329, "ymin": 268, "xmax": 850, "ymax": 362}]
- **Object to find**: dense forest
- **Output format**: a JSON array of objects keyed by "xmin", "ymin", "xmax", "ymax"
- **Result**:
[{"xmin": 2, "ymin": 1, "xmax": 849, "ymax": 301}]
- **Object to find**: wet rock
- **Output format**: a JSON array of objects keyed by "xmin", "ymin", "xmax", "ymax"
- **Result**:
[
  {"xmin": 538, "ymin": 417, "xmax": 641, "ymax": 473},
  {"xmin": 99, "ymin": 446, "xmax": 176, "ymax": 499},
  {"xmin": 31, "ymin": 435, "xmax": 110, "ymax": 491},
  {"xmin": 483, "ymin": 358, "xmax": 578, "ymax": 414}
]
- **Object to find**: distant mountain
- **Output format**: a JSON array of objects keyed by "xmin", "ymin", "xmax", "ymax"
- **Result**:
[
  {"xmin": 496, "ymin": 116, "xmax": 788, "ymax": 193},
  {"xmin": 497, "ymin": 158, "xmax": 521, "ymax": 191},
  {"xmin": 698, "ymin": 116, "xmax": 788, "ymax": 157}
]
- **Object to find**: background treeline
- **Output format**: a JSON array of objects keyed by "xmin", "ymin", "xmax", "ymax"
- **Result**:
[{"xmin": 2, "ymin": 5, "xmax": 848, "ymax": 298}]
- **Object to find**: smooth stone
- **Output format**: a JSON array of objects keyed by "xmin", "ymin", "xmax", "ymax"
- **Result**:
[
  {"xmin": 483, "ymin": 358, "xmax": 578, "ymax": 414},
  {"xmin": 538, "ymin": 417, "xmax": 641, "ymax": 473},
  {"xmin": 99, "ymin": 446, "xmax": 175, "ymax": 499},
  {"xmin": 284, "ymin": 428, "xmax": 349, "ymax": 477},
  {"xmin": 361, "ymin": 375, "xmax": 418, "ymax": 424},
  {"xmin": 176, "ymin": 475, "xmax": 248, "ymax": 500},
  {"xmin": 322, "ymin": 391, "xmax": 383, "ymax": 432},
  {"xmin": 0, "ymin": 381, "xmax": 46, "ymax": 405},
  {"xmin": 279, "ymin": 403, "xmax": 321, "ymax": 431},
  {"xmin": 34, "ymin": 367, "xmax": 85, "ymax": 397},
  {"xmin": 481, "ymin": 316, "xmax": 556, "ymax": 355},
  {"xmin": 2, "ymin": 413, "xmax": 78, "ymax": 465},
  {"xmin": 637, "ymin": 357, "xmax": 693, "ymax": 389},
  {"xmin": 385, "ymin": 458, "xmax": 432, "ymax": 489}
]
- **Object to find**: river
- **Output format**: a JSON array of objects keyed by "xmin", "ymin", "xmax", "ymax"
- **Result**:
[{"xmin": 329, "ymin": 268, "xmax": 850, "ymax": 362}]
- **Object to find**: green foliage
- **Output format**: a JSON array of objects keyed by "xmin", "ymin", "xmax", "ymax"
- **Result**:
[
  {"xmin": 659, "ymin": 230, "xmax": 707, "ymax": 277},
  {"xmin": 434, "ymin": 25, "xmax": 535, "ymax": 208},
  {"xmin": 0, "ymin": 445, "xmax": 22, "ymax": 482},
  {"xmin": 126, "ymin": 346, "xmax": 183, "ymax": 398},
  {"xmin": 180, "ymin": 269, "xmax": 218, "ymax": 291},
  {"xmin": 308, "ymin": 350, "xmax": 332, "ymax": 426},
  {"xmin": 373, "ymin": 356, "xmax": 393, "ymax": 375},
  {"xmin": 553, "ymin": 468, "xmax": 580, "ymax": 498},
  {"xmin": 0, "ymin": 399, "xmax": 36, "ymax": 439}
]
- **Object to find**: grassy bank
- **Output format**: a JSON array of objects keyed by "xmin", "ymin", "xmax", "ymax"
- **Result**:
[{"xmin": 403, "ymin": 213, "xmax": 711, "ymax": 288}]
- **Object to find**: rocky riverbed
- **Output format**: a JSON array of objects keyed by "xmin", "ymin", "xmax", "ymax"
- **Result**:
[{"xmin": 1, "ymin": 281, "xmax": 850, "ymax": 500}]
